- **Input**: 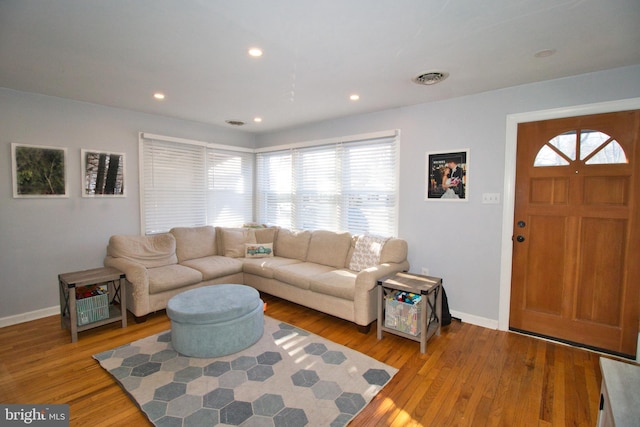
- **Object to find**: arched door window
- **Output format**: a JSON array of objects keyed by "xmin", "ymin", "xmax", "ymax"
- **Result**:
[{"xmin": 534, "ymin": 130, "xmax": 628, "ymax": 167}]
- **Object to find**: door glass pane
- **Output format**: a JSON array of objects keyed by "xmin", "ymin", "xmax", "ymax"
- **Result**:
[
  {"xmin": 534, "ymin": 144, "xmax": 570, "ymax": 166},
  {"xmin": 580, "ymin": 130, "xmax": 610, "ymax": 160},
  {"xmin": 585, "ymin": 140, "xmax": 628, "ymax": 165},
  {"xmin": 548, "ymin": 131, "xmax": 576, "ymax": 160},
  {"xmin": 535, "ymin": 129, "xmax": 628, "ymax": 167}
]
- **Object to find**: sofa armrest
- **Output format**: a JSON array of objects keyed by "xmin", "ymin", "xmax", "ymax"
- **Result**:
[
  {"xmin": 352, "ymin": 261, "xmax": 410, "ymax": 326},
  {"xmin": 354, "ymin": 261, "xmax": 410, "ymax": 294},
  {"xmin": 104, "ymin": 255, "xmax": 150, "ymax": 316}
]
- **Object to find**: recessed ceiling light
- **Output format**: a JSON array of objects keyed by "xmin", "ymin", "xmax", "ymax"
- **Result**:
[
  {"xmin": 248, "ymin": 47, "xmax": 263, "ymax": 57},
  {"xmin": 534, "ymin": 48, "xmax": 557, "ymax": 58},
  {"xmin": 253, "ymin": 117, "xmax": 263, "ymax": 123},
  {"xmin": 153, "ymin": 92, "xmax": 165, "ymax": 100},
  {"xmin": 349, "ymin": 94, "xmax": 360, "ymax": 101}
]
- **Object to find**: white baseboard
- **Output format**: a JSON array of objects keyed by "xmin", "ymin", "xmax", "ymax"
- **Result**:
[
  {"xmin": 4, "ymin": 307, "xmax": 499, "ymax": 331},
  {"xmin": 0, "ymin": 306, "xmax": 59, "ymax": 328},
  {"xmin": 450, "ymin": 310, "xmax": 499, "ymax": 330}
]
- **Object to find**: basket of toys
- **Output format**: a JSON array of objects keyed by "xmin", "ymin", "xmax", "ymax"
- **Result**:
[
  {"xmin": 76, "ymin": 285, "xmax": 109, "ymax": 326},
  {"xmin": 384, "ymin": 291, "xmax": 422, "ymax": 336}
]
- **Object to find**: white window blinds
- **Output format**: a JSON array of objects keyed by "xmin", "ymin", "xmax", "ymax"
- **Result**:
[
  {"xmin": 255, "ymin": 150, "xmax": 293, "ymax": 228},
  {"xmin": 256, "ymin": 131, "xmax": 399, "ymax": 236},
  {"xmin": 141, "ymin": 134, "xmax": 253, "ymax": 234}
]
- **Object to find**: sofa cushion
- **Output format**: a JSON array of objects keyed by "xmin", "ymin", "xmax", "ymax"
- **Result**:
[
  {"xmin": 107, "ymin": 234, "xmax": 178, "ymax": 268},
  {"xmin": 180, "ymin": 256, "xmax": 243, "ymax": 280},
  {"xmin": 273, "ymin": 262, "xmax": 335, "ymax": 290},
  {"xmin": 219, "ymin": 228, "xmax": 257, "ymax": 258},
  {"xmin": 349, "ymin": 234, "xmax": 390, "ymax": 271},
  {"xmin": 254, "ymin": 227, "xmax": 278, "ymax": 244},
  {"xmin": 380, "ymin": 238, "xmax": 409, "ymax": 264},
  {"xmin": 306, "ymin": 230, "xmax": 352, "ymax": 269},
  {"xmin": 274, "ymin": 228, "xmax": 311, "ymax": 261},
  {"xmin": 309, "ymin": 270, "xmax": 357, "ymax": 301},
  {"xmin": 170, "ymin": 226, "xmax": 216, "ymax": 262},
  {"xmin": 245, "ymin": 243, "xmax": 274, "ymax": 258},
  {"xmin": 148, "ymin": 264, "xmax": 203, "ymax": 294},
  {"xmin": 242, "ymin": 257, "xmax": 302, "ymax": 278}
]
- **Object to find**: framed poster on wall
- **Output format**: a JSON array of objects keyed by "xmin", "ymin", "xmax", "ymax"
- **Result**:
[
  {"xmin": 425, "ymin": 149, "xmax": 468, "ymax": 201},
  {"xmin": 81, "ymin": 149, "xmax": 125, "ymax": 197},
  {"xmin": 11, "ymin": 143, "xmax": 68, "ymax": 198}
]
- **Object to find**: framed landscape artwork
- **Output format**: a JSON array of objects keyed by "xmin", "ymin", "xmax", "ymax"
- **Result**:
[
  {"xmin": 425, "ymin": 149, "xmax": 469, "ymax": 201},
  {"xmin": 81, "ymin": 149, "xmax": 126, "ymax": 197},
  {"xmin": 11, "ymin": 143, "xmax": 68, "ymax": 198}
]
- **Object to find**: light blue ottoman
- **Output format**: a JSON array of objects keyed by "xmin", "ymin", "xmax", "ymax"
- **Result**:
[{"xmin": 166, "ymin": 284, "xmax": 264, "ymax": 358}]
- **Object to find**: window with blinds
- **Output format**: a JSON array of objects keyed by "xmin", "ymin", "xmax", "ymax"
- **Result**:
[
  {"xmin": 256, "ymin": 131, "xmax": 399, "ymax": 236},
  {"xmin": 141, "ymin": 134, "xmax": 253, "ymax": 234}
]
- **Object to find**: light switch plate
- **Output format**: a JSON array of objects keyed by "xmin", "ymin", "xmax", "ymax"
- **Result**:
[{"xmin": 482, "ymin": 193, "xmax": 500, "ymax": 204}]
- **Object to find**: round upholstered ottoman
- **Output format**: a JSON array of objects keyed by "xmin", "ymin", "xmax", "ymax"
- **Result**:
[{"xmin": 166, "ymin": 284, "xmax": 264, "ymax": 358}]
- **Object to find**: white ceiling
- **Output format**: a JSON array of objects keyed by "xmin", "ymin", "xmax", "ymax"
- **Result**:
[{"xmin": 1, "ymin": 0, "xmax": 639, "ymax": 133}]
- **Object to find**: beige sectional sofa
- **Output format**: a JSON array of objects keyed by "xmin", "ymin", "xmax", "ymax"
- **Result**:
[{"xmin": 104, "ymin": 226, "xmax": 409, "ymax": 330}]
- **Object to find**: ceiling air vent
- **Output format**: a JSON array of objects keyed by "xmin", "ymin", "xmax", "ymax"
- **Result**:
[
  {"xmin": 225, "ymin": 120, "xmax": 245, "ymax": 126},
  {"xmin": 413, "ymin": 71, "xmax": 449, "ymax": 85}
]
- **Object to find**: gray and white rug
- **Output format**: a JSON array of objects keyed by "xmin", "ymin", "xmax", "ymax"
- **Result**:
[{"xmin": 94, "ymin": 316, "xmax": 397, "ymax": 426}]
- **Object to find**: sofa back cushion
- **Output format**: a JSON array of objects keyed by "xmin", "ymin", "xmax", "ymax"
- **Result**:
[
  {"xmin": 170, "ymin": 226, "xmax": 217, "ymax": 263},
  {"xmin": 217, "ymin": 227, "xmax": 257, "ymax": 258},
  {"xmin": 254, "ymin": 227, "xmax": 278, "ymax": 244},
  {"xmin": 306, "ymin": 230, "xmax": 352, "ymax": 268},
  {"xmin": 274, "ymin": 228, "xmax": 311, "ymax": 261},
  {"xmin": 380, "ymin": 238, "xmax": 408, "ymax": 264},
  {"xmin": 107, "ymin": 233, "xmax": 178, "ymax": 268}
]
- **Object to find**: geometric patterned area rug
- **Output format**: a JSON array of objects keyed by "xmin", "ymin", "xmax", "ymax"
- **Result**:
[{"xmin": 93, "ymin": 316, "xmax": 397, "ymax": 426}]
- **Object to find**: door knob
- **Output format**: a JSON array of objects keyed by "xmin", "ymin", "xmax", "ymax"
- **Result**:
[
  {"xmin": 517, "ymin": 220, "xmax": 526, "ymax": 228},
  {"xmin": 516, "ymin": 235, "xmax": 525, "ymax": 242}
]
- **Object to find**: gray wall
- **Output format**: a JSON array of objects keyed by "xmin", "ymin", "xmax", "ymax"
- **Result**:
[
  {"xmin": 0, "ymin": 89, "xmax": 255, "ymax": 323},
  {"xmin": 1, "ymin": 64, "xmax": 639, "ymax": 326},
  {"xmin": 256, "ymin": 64, "xmax": 640, "ymax": 326}
]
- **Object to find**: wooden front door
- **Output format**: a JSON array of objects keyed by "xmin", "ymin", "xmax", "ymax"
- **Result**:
[{"xmin": 509, "ymin": 110, "xmax": 640, "ymax": 358}]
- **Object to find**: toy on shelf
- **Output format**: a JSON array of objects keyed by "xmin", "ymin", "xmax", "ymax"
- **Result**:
[
  {"xmin": 75, "ymin": 284, "xmax": 107, "ymax": 299},
  {"xmin": 394, "ymin": 291, "xmax": 421, "ymax": 305}
]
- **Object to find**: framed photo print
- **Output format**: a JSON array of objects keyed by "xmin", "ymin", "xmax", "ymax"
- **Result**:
[
  {"xmin": 11, "ymin": 143, "xmax": 68, "ymax": 198},
  {"xmin": 425, "ymin": 149, "xmax": 468, "ymax": 201},
  {"xmin": 81, "ymin": 149, "xmax": 125, "ymax": 197}
]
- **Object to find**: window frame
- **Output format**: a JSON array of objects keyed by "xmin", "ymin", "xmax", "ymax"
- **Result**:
[
  {"xmin": 255, "ymin": 130, "xmax": 400, "ymax": 236},
  {"xmin": 139, "ymin": 132, "xmax": 254, "ymax": 235},
  {"xmin": 139, "ymin": 130, "xmax": 400, "ymax": 237}
]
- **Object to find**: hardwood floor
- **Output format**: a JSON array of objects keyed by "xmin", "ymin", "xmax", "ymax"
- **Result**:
[{"xmin": 0, "ymin": 293, "xmax": 612, "ymax": 426}]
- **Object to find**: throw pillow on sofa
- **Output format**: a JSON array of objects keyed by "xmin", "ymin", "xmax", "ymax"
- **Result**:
[
  {"xmin": 349, "ymin": 233, "xmax": 390, "ymax": 271},
  {"xmin": 245, "ymin": 243, "xmax": 274, "ymax": 258}
]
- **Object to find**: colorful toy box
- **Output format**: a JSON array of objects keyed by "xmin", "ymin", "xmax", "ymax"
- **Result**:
[{"xmin": 384, "ymin": 291, "xmax": 422, "ymax": 336}]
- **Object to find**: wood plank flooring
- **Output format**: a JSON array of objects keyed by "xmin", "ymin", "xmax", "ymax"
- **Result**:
[{"xmin": 0, "ymin": 293, "xmax": 613, "ymax": 426}]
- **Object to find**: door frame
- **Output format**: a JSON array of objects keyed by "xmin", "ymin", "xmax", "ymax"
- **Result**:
[{"xmin": 498, "ymin": 98, "xmax": 640, "ymax": 338}]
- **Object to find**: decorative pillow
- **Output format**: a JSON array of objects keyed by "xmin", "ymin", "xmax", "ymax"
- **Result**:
[
  {"xmin": 348, "ymin": 233, "xmax": 390, "ymax": 272},
  {"xmin": 245, "ymin": 243, "xmax": 274, "ymax": 258}
]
